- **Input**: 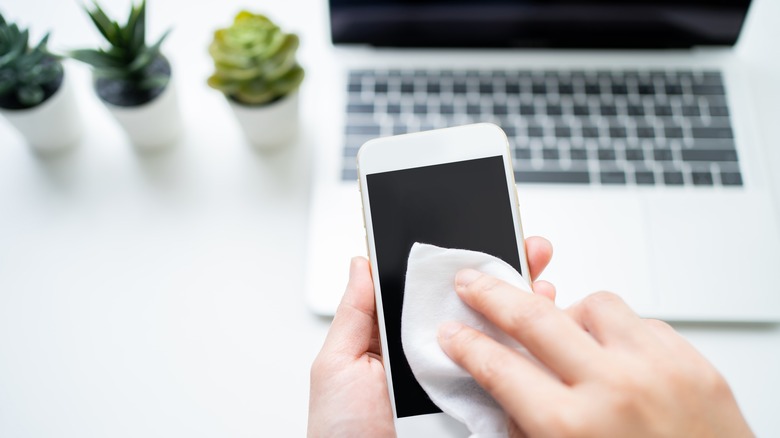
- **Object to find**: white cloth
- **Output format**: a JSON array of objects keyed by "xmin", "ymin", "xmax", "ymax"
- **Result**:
[{"xmin": 401, "ymin": 243, "xmax": 533, "ymax": 438}]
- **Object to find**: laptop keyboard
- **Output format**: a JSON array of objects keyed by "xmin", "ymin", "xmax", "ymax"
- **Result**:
[{"xmin": 341, "ymin": 69, "xmax": 742, "ymax": 186}]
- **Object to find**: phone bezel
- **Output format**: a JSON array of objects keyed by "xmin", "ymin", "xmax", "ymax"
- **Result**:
[{"xmin": 357, "ymin": 123, "xmax": 530, "ymax": 433}]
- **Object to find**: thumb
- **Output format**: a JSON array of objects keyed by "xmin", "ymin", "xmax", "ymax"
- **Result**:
[{"xmin": 320, "ymin": 257, "xmax": 378, "ymax": 358}]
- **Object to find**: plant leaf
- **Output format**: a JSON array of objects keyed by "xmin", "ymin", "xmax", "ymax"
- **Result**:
[
  {"xmin": 87, "ymin": 2, "xmax": 120, "ymax": 46},
  {"xmin": 0, "ymin": 28, "xmax": 28, "ymax": 70},
  {"xmin": 0, "ymin": 70, "xmax": 16, "ymax": 95},
  {"xmin": 129, "ymin": 0, "xmax": 146, "ymax": 54},
  {"xmin": 69, "ymin": 48, "xmax": 125, "ymax": 69},
  {"xmin": 127, "ymin": 28, "xmax": 169, "ymax": 73}
]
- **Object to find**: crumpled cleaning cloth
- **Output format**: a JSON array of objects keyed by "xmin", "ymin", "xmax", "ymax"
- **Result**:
[{"xmin": 401, "ymin": 242, "xmax": 535, "ymax": 438}]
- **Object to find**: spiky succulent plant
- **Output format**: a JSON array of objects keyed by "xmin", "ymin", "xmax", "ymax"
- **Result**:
[
  {"xmin": 207, "ymin": 11, "xmax": 304, "ymax": 106},
  {"xmin": 70, "ymin": 0, "xmax": 171, "ymax": 106},
  {"xmin": 0, "ymin": 13, "xmax": 63, "ymax": 110}
]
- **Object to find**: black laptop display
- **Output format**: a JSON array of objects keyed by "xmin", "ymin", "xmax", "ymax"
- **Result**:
[{"xmin": 330, "ymin": 0, "xmax": 752, "ymax": 48}]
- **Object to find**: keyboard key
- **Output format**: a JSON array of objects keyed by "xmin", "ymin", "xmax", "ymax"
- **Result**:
[
  {"xmin": 558, "ymin": 83, "xmax": 574, "ymax": 95},
  {"xmin": 341, "ymin": 167, "xmax": 358, "ymax": 181},
  {"xmin": 692, "ymin": 170, "xmax": 714, "ymax": 186},
  {"xmin": 636, "ymin": 126, "xmax": 656, "ymax": 138},
  {"xmin": 493, "ymin": 104, "xmax": 508, "ymax": 115},
  {"xmin": 555, "ymin": 126, "xmax": 571, "ymax": 138},
  {"xmin": 598, "ymin": 148, "xmax": 616, "ymax": 161},
  {"xmin": 515, "ymin": 148, "xmax": 532, "ymax": 159},
  {"xmin": 505, "ymin": 81, "xmax": 521, "ymax": 94},
  {"xmin": 542, "ymin": 148, "xmax": 560, "ymax": 160},
  {"xmin": 682, "ymin": 149, "xmax": 738, "ymax": 162},
  {"xmin": 527, "ymin": 125, "xmax": 545, "ymax": 138},
  {"xmin": 691, "ymin": 127, "xmax": 734, "ymax": 139},
  {"xmin": 625, "ymin": 148, "xmax": 644, "ymax": 161},
  {"xmin": 654, "ymin": 104, "xmax": 673, "ymax": 116},
  {"xmin": 611, "ymin": 84, "xmax": 629, "ymax": 95},
  {"xmin": 601, "ymin": 104, "xmax": 618, "ymax": 116},
  {"xmin": 709, "ymin": 105, "xmax": 730, "ymax": 117},
  {"xmin": 635, "ymin": 171, "xmax": 655, "ymax": 185},
  {"xmin": 665, "ymin": 84, "xmax": 683, "ymax": 95},
  {"xmin": 574, "ymin": 104, "xmax": 590, "ymax": 116},
  {"xmin": 346, "ymin": 124, "xmax": 380, "ymax": 135},
  {"xmin": 519, "ymin": 104, "xmax": 536, "ymax": 116},
  {"xmin": 582, "ymin": 126, "xmax": 600, "ymax": 138},
  {"xmin": 692, "ymin": 84, "xmax": 725, "ymax": 95},
  {"xmin": 689, "ymin": 140, "xmax": 737, "ymax": 150},
  {"xmin": 682, "ymin": 105, "xmax": 701, "ymax": 116},
  {"xmin": 515, "ymin": 170, "xmax": 590, "ymax": 184},
  {"xmin": 347, "ymin": 103, "xmax": 374, "ymax": 113},
  {"xmin": 720, "ymin": 171, "xmax": 743, "ymax": 186},
  {"xmin": 570, "ymin": 148, "xmax": 588, "ymax": 160},
  {"xmin": 628, "ymin": 105, "xmax": 645, "ymax": 116},
  {"xmin": 501, "ymin": 125, "xmax": 517, "ymax": 137},
  {"xmin": 653, "ymin": 149, "xmax": 673, "ymax": 161},
  {"xmin": 638, "ymin": 83, "xmax": 655, "ymax": 95},
  {"xmin": 601, "ymin": 171, "xmax": 626, "ymax": 184},
  {"xmin": 663, "ymin": 171, "xmax": 685, "ymax": 185},
  {"xmin": 664, "ymin": 127, "xmax": 684, "ymax": 138},
  {"xmin": 585, "ymin": 83, "xmax": 601, "ymax": 95},
  {"xmin": 609, "ymin": 126, "xmax": 627, "ymax": 138}
]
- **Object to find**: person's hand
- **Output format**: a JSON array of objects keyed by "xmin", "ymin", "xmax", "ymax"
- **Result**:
[
  {"xmin": 308, "ymin": 237, "xmax": 555, "ymax": 437},
  {"xmin": 438, "ymin": 272, "xmax": 754, "ymax": 438}
]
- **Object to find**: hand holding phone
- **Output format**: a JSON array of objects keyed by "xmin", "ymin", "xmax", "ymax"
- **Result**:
[{"xmin": 308, "ymin": 237, "xmax": 555, "ymax": 438}]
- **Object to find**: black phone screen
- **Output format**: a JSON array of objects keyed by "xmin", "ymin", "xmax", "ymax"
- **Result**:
[{"xmin": 365, "ymin": 155, "xmax": 522, "ymax": 418}]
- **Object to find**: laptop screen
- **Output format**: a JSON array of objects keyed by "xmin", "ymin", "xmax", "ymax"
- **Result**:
[{"xmin": 330, "ymin": 0, "xmax": 752, "ymax": 48}]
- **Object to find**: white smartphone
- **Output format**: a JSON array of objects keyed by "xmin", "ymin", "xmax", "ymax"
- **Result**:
[{"xmin": 357, "ymin": 123, "xmax": 531, "ymax": 435}]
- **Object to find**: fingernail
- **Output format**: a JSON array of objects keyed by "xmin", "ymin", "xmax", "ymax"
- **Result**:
[
  {"xmin": 438, "ymin": 321, "xmax": 463, "ymax": 340},
  {"xmin": 455, "ymin": 268, "xmax": 482, "ymax": 288}
]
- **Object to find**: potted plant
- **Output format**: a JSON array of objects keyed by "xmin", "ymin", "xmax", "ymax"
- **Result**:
[
  {"xmin": 0, "ymin": 13, "xmax": 82, "ymax": 153},
  {"xmin": 207, "ymin": 11, "xmax": 304, "ymax": 149},
  {"xmin": 70, "ymin": 0, "xmax": 180, "ymax": 150}
]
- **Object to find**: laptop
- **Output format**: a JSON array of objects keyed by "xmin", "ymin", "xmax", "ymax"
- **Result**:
[{"xmin": 305, "ymin": 0, "xmax": 780, "ymax": 321}]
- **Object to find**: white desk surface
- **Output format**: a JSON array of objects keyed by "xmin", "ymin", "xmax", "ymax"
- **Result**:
[{"xmin": 1, "ymin": 0, "xmax": 779, "ymax": 436}]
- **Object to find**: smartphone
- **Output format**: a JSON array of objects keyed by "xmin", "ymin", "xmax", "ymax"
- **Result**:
[{"xmin": 357, "ymin": 123, "xmax": 531, "ymax": 435}]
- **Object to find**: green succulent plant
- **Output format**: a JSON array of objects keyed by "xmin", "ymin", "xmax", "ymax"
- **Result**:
[
  {"xmin": 0, "ymin": 13, "xmax": 63, "ymax": 110},
  {"xmin": 208, "ymin": 11, "xmax": 304, "ymax": 106},
  {"xmin": 70, "ymin": 0, "xmax": 171, "ymax": 106}
]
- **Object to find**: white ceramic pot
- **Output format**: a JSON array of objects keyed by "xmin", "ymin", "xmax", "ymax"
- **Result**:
[
  {"xmin": 228, "ymin": 92, "xmax": 299, "ymax": 149},
  {"xmin": 0, "ymin": 67, "xmax": 82, "ymax": 153},
  {"xmin": 103, "ymin": 78, "xmax": 181, "ymax": 151}
]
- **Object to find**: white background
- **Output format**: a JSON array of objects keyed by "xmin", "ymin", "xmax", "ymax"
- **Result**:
[{"xmin": 1, "ymin": 0, "xmax": 779, "ymax": 436}]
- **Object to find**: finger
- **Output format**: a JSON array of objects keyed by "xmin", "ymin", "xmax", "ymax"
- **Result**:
[
  {"xmin": 438, "ymin": 322, "xmax": 569, "ymax": 428},
  {"xmin": 321, "ymin": 257, "xmax": 377, "ymax": 358},
  {"xmin": 455, "ymin": 269, "xmax": 603, "ymax": 383},
  {"xmin": 532, "ymin": 280, "xmax": 556, "ymax": 302},
  {"xmin": 565, "ymin": 292, "xmax": 655, "ymax": 348},
  {"xmin": 525, "ymin": 236, "xmax": 553, "ymax": 282}
]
